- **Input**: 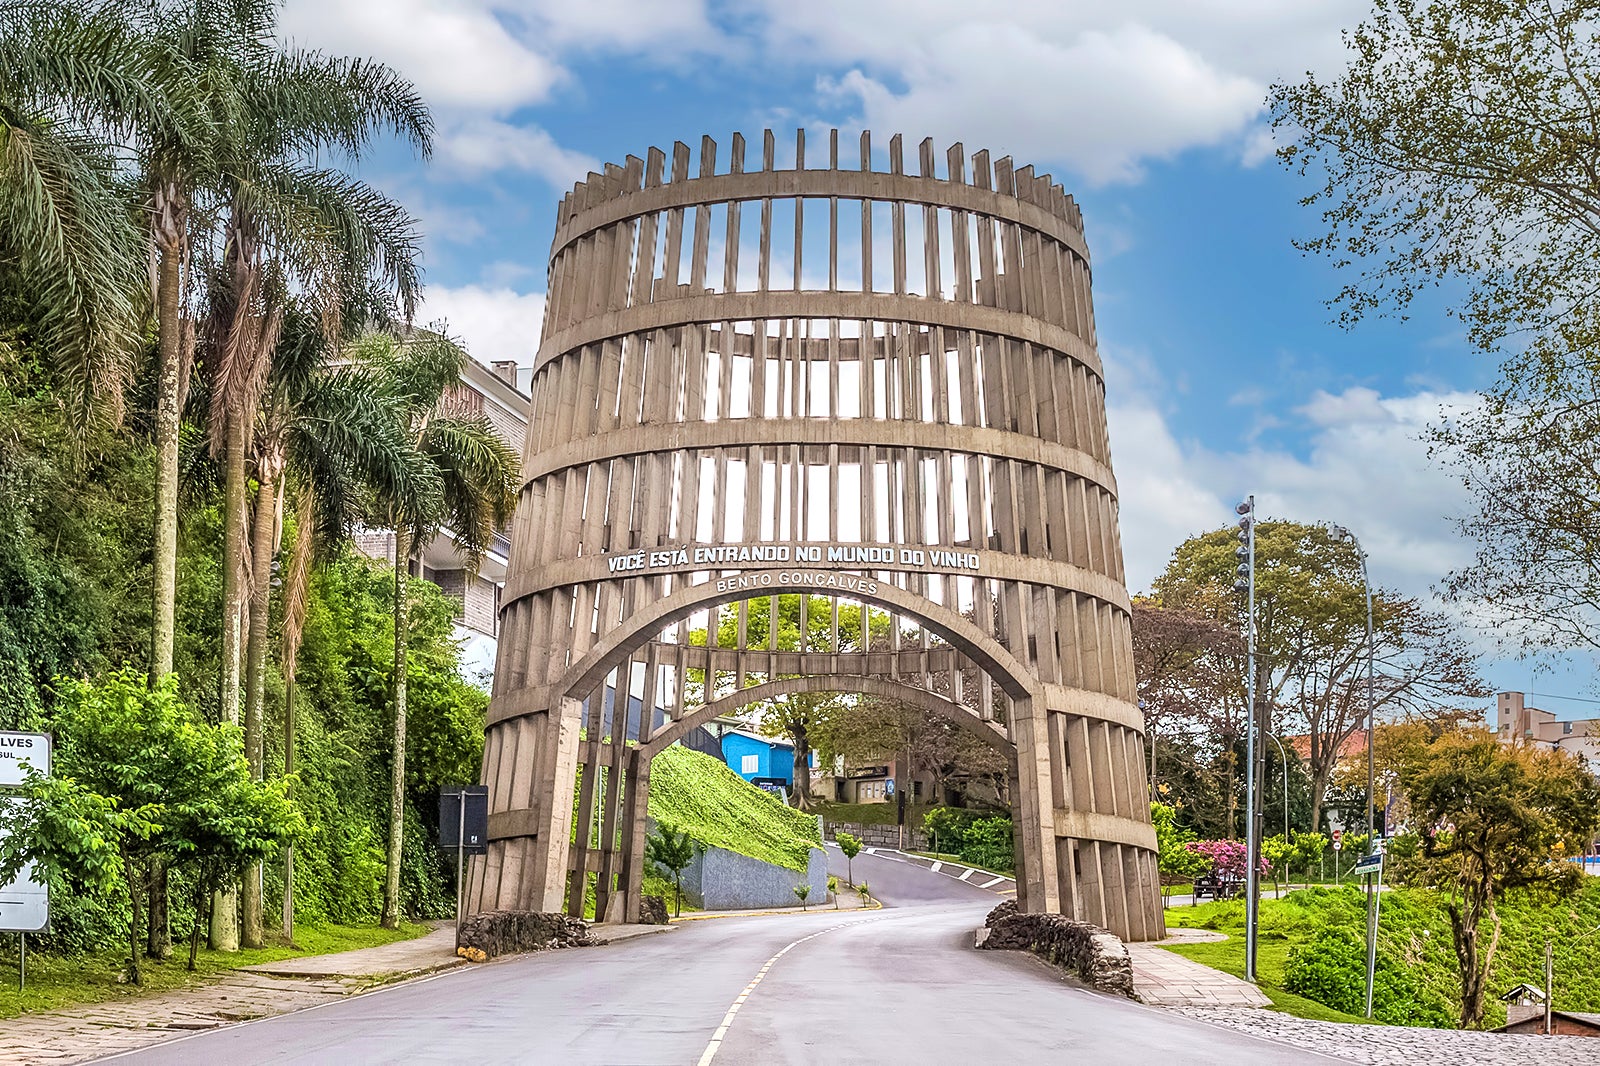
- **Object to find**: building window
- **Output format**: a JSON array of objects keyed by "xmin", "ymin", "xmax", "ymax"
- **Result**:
[{"xmin": 741, "ymin": 754, "xmax": 759, "ymax": 774}]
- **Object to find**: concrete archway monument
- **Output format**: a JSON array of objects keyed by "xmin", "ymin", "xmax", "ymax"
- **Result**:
[{"xmin": 466, "ymin": 130, "xmax": 1164, "ymax": 941}]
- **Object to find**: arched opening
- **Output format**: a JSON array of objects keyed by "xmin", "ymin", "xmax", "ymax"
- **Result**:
[{"xmin": 535, "ymin": 585, "xmax": 1039, "ymax": 925}]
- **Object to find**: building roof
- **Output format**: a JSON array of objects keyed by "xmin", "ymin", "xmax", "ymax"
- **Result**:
[
  {"xmin": 1285, "ymin": 731, "xmax": 1368, "ymax": 762},
  {"xmin": 720, "ymin": 729, "xmax": 793, "ymax": 751}
]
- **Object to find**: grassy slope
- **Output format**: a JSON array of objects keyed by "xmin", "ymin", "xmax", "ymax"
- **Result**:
[
  {"xmin": 648, "ymin": 745, "xmax": 821, "ymax": 873},
  {"xmin": 0, "ymin": 921, "xmax": 429, "ymax": 1020},
  {"xmin": 1165, "ymin": 879, "xmax": 1600, "ymax": 1029}
]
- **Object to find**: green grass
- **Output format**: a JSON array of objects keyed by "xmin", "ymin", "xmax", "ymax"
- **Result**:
[
  {"xmin": 0, "ymin": 921, "xmax": 429, "ymax": 1020},
  {"xmin": 649, "ymin": 746, "xmax": 821, "ymax": 872},
  {"xmin": 1159, "ymin": 932, "xmax": 1377, "ymax": 1025}
]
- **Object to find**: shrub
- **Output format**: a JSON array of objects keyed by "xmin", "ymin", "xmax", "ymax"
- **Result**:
[
  {"xmin": 924, "ymin": 807, "xmax": 984, "ymax": 854},
  {"xmin": 958, "ymin": 817, "xmax": 1014, "ymax": 873},
  {"xmin": 1284, "ymin": 924, "xmax": 1454, "ymax": 1027}
]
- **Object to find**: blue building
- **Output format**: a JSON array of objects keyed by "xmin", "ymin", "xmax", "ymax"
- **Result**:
[{"xmin": 720, "ymin": 730, "xmax": 796, "ymax": 789}]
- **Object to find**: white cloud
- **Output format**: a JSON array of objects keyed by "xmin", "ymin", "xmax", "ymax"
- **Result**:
[
  {"xmin": 417, "ymin": 285, "xmax": 546, "ymax": 368},
  {"xmin": 823, "ymin": 24, "xmax": 1260, "ymax": 185},
  {"xmin": 437, "ymin": 118, "xmax": 600, "ymax": 186},
  {"xmin": 280, "ymin": 0, "xmax": 563, "ymax": 112},
  {"xmin": 763, "ymin": 1, "xmax": 1366, "ymax": 184},
  {"xmin": 1106, "ymin": 366, "xmax": 1476, "ymax": 600}
]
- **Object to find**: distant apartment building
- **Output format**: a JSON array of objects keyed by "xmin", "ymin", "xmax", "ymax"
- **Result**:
[
  {"xmin": 1496, "ymin": 691, "xmax": 1600, "ymax": 765},
  {"xmin": 355, "ymin": 356, "xmax": 529, "ymax": 682}
]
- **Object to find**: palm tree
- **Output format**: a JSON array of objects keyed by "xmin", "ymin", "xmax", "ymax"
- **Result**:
[
  {"xmin": 357, "ymin": 329, "xmax": 519, "ymax": 929},
  {"xmin": 244, "ymin": 305, "xmax": 432, "ymax": 938},
  {"xmin": 201, "ymin": 42, "xmax": 429, "ymax": 950},
  {"xmin": 0, "ymin": 0, "xmax": 149, "ymax": 418}
]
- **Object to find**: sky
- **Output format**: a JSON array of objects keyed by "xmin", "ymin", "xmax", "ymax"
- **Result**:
[{"xmin": 278, "ymin": 0, "xmax": 1595, "ymax": 711}]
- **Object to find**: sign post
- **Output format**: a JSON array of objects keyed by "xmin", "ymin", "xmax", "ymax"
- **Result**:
[
  {"xmin": 0, "ymin": 731, "xmax": 51, "ymax": 990},
  {"xmin": 1354, "ymin": 846, "xmax": 1384, "ymax": 1018},
  {"xmin": 439, "ymin": 786, "xmax": 488, "ymax": 935}
]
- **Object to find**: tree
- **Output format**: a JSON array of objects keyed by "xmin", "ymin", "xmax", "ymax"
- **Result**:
[
  {"xmin": 1132, "ymin": 598, "xmax": 1242, "ymax": 805},
  {"xmin": 0, "ymin": 0, "xmax": 147, "ymax": 418},
  {"xmin": 836, "ymin": 831, "xmax": 862, "ymax": 887},
  {"xmin": 793, "ymin": 882, "xmax": 810, "ymax": 910},
  {"xmin": 827, "ymin": 874, "xmax": 839, "ymax": 909},
  {"xmin": 358, "ymin": 329, "xmax": 518, "ymax": 930},
  {"xmin": 856, "ymin": 881, "xmax": 871, "ymax": 905},
  {"xmin": 1393, "ymin": 730, "xmax": 1600, "ymax": 1028},
  {"xmin": 1151, "ymin": 802, "xmax": 1209, "ymax": 900},
  {"xmin": 0, "ymin": 668, "xmax": 302, "ymax": 982},
  {"xmin": 692, "ymin": 595, "xmax": 881, "ymax": 809},
  {"xmin": 1152, "ymin": 522, "xmax": 1485, "ymax": 833},
  {"xmin": 644, "ymin": 825, "xmax": 698, "ymax": 918},
  {"xmin": 1271, "ymin": 0, "xmax": 1600, "ymax": 654}
]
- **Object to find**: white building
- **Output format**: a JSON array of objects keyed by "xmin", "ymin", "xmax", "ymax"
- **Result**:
[
  {"xmin": 355, "ymin": 357, "xmax": 529, "ymax": 684},
  {"xmin": 1495, "ymin": 691, "xmax": 1600, "ymax": 765}
]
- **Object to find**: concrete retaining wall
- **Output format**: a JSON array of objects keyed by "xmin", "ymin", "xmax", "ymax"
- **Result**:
[{"xmin": 682, "ymin": 844, "xmax": 830, "ymax": 910}]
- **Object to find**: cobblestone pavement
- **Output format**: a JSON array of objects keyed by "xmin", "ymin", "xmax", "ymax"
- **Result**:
[{"xmin": 1170, "ymin": 1006, "xmax": 1597, "ymax": 1065}]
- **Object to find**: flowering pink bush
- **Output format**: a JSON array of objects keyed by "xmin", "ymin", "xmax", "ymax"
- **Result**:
[{"xmin": 1185, "ymin": 839, "xmax": 1270, "ymax": 878}]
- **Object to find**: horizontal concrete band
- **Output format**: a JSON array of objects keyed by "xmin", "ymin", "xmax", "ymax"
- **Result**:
[
  {"xmin": 518, "ymin": 417, "xmax": 1118, "ymax": 499},
  {"xmin": 487, "ymin": 804, "xmax": 544, "ymax": 842},
  {"xmin": 499, "ymin": 547, "xmax": 1132, "ymax": 617},
  {"xmin": 551, "ymin": 167, "xmax": 1090, "ymax": 264},
  {"xmin": 534, "ymin": 290, "xmax": 1103, "ymax": 379},
  {"xmin": 486, "ymin": 676, "xmax": 1137, "ymax": 733},
  {"xmin": 1053, "ymin": 808, "xmax": 1158, "ymax": 852}
]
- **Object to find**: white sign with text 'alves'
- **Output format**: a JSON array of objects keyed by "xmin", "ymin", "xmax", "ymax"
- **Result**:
[{"xmin": 0, "ymin": 732, "xmax": 50, "ymax": 933}]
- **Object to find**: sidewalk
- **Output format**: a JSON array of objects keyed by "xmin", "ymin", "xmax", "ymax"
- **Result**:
[
  {"xmin": 0, "ymin": 921, "xmax": 670, "ymax": 1065},
  {"xmin": 1127, "ymin": 929, "xmax": 1271, "ymax": 1008}
]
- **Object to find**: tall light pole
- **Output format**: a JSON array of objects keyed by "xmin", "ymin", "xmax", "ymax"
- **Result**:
[
  {"xmin": 1234, "ymin": 497, "xmax": 1259, "ymax": 983},
  {"xmin": 1266, "ymin": 731, "xmax": 1290, "ymax": 843},
  {"xmin": 1333, "ymin": 523, "xmax": 1377, "ymax": 1019}
]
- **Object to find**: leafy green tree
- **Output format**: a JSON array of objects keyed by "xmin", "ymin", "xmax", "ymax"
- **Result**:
[
  {"xmin": 836, "ymin": 831, "xmax": 862, "ymax": 886},
  {"xmin": 0, "ymin": 669, "xmax": 302, "ymax": 983},
  {"xmin": 1151, "ymin": 802, "xmax": 1209, "ymax": 898},
  {"xmin": 1271, "ymin": 0, "xmax": 1600, "ymax": 655},
  {"xmin": 357, "ymin": 329, "xmax": 519, "ymax": 929},
  {"xmin": 1153, "ymin": 522, "xmax": 1484, "ymax": 833},
  {"xmin": 856, "ymin": 881, "xmax": 871, "ymax": 905},
  {"xmin": 693, "ymin": 596, "xmax": 886, "ymax": 809},
  {"xmin": 827, "ymin": 874, "xmax": 839, "ymax": 908},
  {"xmin": 644, "ymin": 825, "xmax": 699, "ymax": 918},
  {"xmin": 1394, "ymin": 730, "xmax": 1600, "ymax": 1028},
  {"xmin": 793, "ymin": 882, "xmax": 810, "ymax": 910}
]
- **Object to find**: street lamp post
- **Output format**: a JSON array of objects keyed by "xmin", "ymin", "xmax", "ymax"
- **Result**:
[
  {"xmin": 1234, "ymin": 497, "xmax": 1259, "ymax": 983},
  {"xmin": 1333, "ymin": 524, "xmax": 1378, "ymax": 1019},
  {"xmin": 1266, "ymin": 731, "xmax": 1290, "ymax": 843}
]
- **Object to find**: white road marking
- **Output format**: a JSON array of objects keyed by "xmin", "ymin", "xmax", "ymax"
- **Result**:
[
  {"xmin": 958, "ymin": 868, "xmax": 976, "ymax": 882},
  {"xmin": 980, "ymin": 876, "xmax": 1007, "ymax": 889},
  {"xmin": 930, "ymin": 861, "xmax": 943, "ymax": 873},
  {"xmin": 863, "ymin": 847, "xmax": 877, "ymax": 854},
  {"xmin": 696, "ymin": 922, "xmax": 855, "ymax": 1065}
]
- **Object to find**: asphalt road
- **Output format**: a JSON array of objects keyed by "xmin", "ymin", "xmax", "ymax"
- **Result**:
[{"xmin": 104, "ymin": 850, "xmax": 1334, "ymax": 1065}]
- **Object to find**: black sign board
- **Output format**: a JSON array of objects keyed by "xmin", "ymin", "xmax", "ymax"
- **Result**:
[{"xmin": 440, "ymin": 786, "xmax": 489, "ymax": 854}]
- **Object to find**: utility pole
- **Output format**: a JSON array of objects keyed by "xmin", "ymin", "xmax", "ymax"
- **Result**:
[
  {"xmin": 1234, "ymin": 497, "xmax": 1259, "ymax": 983},
  {"xmin": 1546, "ymin": 939, "xmax": 1554, "ymax": 1035}
]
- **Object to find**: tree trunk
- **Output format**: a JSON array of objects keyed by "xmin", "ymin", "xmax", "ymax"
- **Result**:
[
  {"xmin": 125, "ymin": 851, "xmax": 142, "ymax": 985},
  {"xmin": 146, "ymin": 859, "xmax": 170, "ymax": 958},
  {"xmin": 147, "ymin": 219, "xmax": 185, "ymax": 960},
  {"xmin": 209, "ymin": 411, "xmax": 248, "ymax": 953},
  {"xmin": 149, "ymin": 228, "xmax": 182, "ymax": 686},
  {"xmin": 790, "ymin": 721, "xmax": 812, "ymax": 810},
  {"xmin": 279, "ymin": 492, "xmax": 314, "ymax": 942},
  {"xmin": 240, "ymin": 465, "xmax": 277, "ymax": 949},
  {"xmin": 382, "ymin": 529, "xmax": 410, "ymax": 930}
]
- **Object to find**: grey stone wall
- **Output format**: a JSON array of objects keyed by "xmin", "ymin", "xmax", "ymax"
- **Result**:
[
  {"xmin": 978, "ymin": 900, "xmax": 1136, "ymax": 999},
  {"xmin": 682, "ymin": 844, "xmax": 830, "ymax": 910},
  {"xmin": 825, "ymin": 820, "xmax": 927, "ymax": 851}
]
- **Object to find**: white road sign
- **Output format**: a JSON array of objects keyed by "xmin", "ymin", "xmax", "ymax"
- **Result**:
[
  {"xmin": 0, "ymin": 732, "xmax": 49, "ymax": 787},
  {"xmin": 0, "ymin": 735, "xmax": 51, "ymax": 933},
  {"xmin": 0, "ymin": 799, "xmax": 47, "ymax": 932}
]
